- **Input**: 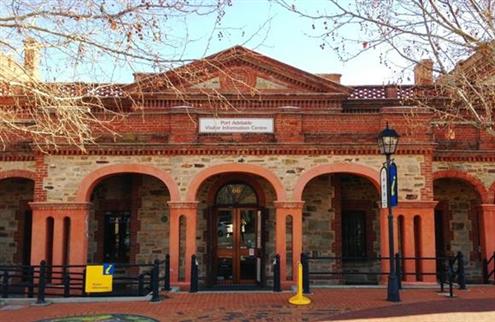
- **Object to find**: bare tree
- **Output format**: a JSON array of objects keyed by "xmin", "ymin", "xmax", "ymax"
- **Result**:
[
  {"xmin": 0, "ymin": 0, "xmax": 239, "ymax": 151},
  {"xmin": 275, "ymin": 0, "xmax": 495, "ymax": 135}
]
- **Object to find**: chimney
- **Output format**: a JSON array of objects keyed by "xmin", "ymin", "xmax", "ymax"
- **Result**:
[
  {"xmin": 24, "ymin": 38, "xmax": 40, "ymax": 80},
  {"xmin": 319, "ymin": 73, "xmax": 342, "ymax": 84},
  {"xmin": 414, "ymin": 59, "xmax": 433, "ymax": 85}
]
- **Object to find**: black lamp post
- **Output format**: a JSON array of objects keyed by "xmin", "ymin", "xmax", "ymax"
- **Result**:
[{"xmin": 378, "ymin": 123, "xmax": 401, "ymax": 302}]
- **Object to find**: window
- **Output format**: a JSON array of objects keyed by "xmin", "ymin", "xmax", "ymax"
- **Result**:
[
  {"xmin": 215, "ymin": 183, "xmax": 257, "ymax": 206},
  {"xmin": 342, "ymin": 211, "xmax": 366, "ymax": 258}
]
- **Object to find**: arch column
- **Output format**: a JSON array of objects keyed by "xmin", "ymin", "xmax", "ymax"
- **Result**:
[
  {"xmin": 168, "ymin": 202, "xmax": 198, "ymax": 289},
  {"xmin": 29, "ymin": 202, "xmax": 90, "ymax": 266},
  {"xmin": 481, "ymin": 204, "xmax": 495, "ymax": 260},
  {"xmin": 380, "ymin": 201, "xmax": 437, "ymax": 283},
  {"xmin": 274, "ymin": 201, "xmax": 304, "ymax": 288}
]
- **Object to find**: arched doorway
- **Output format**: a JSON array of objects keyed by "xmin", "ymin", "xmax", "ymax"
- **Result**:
[
  {"xmin": 300, "ymin": 173, "xmax": 380, "ymax": 285},
  {"xmin": 191, "ymin": 169, "xmax": 278, "ymax": 289},
  {"xmin": 211, "ymin": 182, "xmax": 263, "ymax": 286},
  {"xmin": 87, "ymin": 173, "xmax": 171, "ymax": 265}
]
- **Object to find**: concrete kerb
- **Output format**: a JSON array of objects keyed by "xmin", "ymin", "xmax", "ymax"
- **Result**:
[{"xmin": 1, "ymin": 295, "xmax": 151, "ymax": 306}]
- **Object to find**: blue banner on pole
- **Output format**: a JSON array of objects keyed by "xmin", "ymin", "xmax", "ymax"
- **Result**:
[{"xmin": 388, "ymin": 162, "xmax": 398, "ymax": 207}]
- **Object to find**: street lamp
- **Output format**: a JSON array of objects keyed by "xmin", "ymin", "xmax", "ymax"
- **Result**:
[{"xmin": 378, "ymin": 123, "xmax": 400, "ymax": 302}]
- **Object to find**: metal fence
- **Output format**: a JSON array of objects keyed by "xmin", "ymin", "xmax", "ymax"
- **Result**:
[{"xmin": 0, "ymin": 255, "xmax": 171, "ymax": 302}]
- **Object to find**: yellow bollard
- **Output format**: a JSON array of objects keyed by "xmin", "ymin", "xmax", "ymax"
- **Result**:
[{"xmin": 288, "ymin": 262, "xmax": 311, "ymax": 305}]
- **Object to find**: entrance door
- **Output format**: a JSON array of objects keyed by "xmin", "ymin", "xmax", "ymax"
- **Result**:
[{"xmin": 215, "ymin": 208, "xmax": 261, "ymax": 285}]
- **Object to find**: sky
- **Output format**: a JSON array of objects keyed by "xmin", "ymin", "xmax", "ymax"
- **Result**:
[
  {"xmin": 27, "ymin": 0, "xmax": 413, "ymax": 85},
  {"xmin": 154, "ymin": 0, "xmax": 412, "ymax": 86},
  {"xmin": 187, "ymin": 0, "xmax": 402, "ymax": 85}
]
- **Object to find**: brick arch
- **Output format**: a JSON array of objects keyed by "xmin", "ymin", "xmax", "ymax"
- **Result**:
[
  {"xmin": 293, "ymin": 163, "xmax": 380, "ymax": 201},
  {"xmin": 0, "ymin": 170, "xmax": 36, "ymax": 182},
  {"xmin": 433, "ymin": 170, "xmax": 489, "ymax": 203},
  {"xmin": 75, "ymin": 164, "xmax": 180, "ymax": 202},
  {"xmin": 186, "ymin": 163, "xmax": 286, "ymax": 202}
]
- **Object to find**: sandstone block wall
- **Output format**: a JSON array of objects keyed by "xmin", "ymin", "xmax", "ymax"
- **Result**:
[
  {"xmin": 0, "ymin": 178, "xmax": 33, "ymax": 264},
  {"xmin": 434, "ymin": 178, "xmax": 483, "ymax": 281}
]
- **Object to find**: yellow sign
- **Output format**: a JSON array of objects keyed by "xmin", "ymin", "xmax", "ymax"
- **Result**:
[{"xmin": 85, "ymin": 264, "xmax": 113, "ymax": 293}]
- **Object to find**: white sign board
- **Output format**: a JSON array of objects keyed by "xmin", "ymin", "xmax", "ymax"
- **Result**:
[
  {"xmin": 380, "ymin": 166, "xmax": 388, "ymax": 208},
  {"xmin": 199, "ymin": 118, "xmax": 274, "ymax": 133}
]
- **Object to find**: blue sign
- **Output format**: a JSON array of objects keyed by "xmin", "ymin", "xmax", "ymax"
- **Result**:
[
  {"xmin": 388, "ymin": 162, "xmax": 398, "ymax": 207},
  {"xmin": 103, "ymin": 263, "xmax": 115, "ymax": 276}
]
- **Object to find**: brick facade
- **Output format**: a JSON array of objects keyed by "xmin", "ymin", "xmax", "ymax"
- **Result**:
[{"xmin": 1, "ymin": 46, "xmax": 495, "ymax": 289}]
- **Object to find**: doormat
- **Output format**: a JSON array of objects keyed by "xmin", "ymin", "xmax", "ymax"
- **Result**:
[{"xmin": 36, "ymin": 314, "xmax": 159, "ymax": 322}]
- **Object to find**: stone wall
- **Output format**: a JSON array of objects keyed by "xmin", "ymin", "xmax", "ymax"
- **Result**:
[
  {"xmin": 0, "ymin": 178, "xmax": 34, "ymax": 264},
  {"xmin": 434, "ymin": 178, "xmax": 483, "ymax": 281},
  {"xmin": 43, "ymin": 154, "xmax": 425, "ymax": 203}
]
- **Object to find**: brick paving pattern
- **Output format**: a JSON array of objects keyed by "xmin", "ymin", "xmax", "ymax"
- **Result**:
[{"xmin": 1, "ymin": 287, "xmax": 495, "ymax": 321}]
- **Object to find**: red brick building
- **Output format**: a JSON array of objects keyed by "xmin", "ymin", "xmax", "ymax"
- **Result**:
[{"xmin": 1, "ymin": 46, "xmax": 494, "ymax": 289}]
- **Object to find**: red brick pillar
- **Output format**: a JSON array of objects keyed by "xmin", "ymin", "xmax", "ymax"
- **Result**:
[
  {"xmin": 29, "ymin": 202, "xmax": 90, "ymax": 266},
  {"xmin": 168, "ymin": 202, "xmax": 198, "ymax": 288},
  {"xmin": 481, "ymin": 204, "xmax": 495, "ymax": 260},
  {"xmin": 381, "ymin": 202, "xmax": 437, "ymax": 283},
  {"xmin": 274, "ymin": 201, "xmax": 304, "ymax": 288}
]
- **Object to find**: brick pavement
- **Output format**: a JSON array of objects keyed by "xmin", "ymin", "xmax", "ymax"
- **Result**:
[{"xmin": 1, "ymin": 287, "xmax": 495, "ymax": 322}]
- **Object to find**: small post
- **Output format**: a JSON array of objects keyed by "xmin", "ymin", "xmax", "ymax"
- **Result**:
[
  {"xmin": 138, "ymin": 274, "xmax": 145, "ymax": 296},
  {"xmin": 448, "ymin": 258, "xmax": 454, "ymax": 298},
  {"xmin": 482, "ymin": 258, "xmax": 488, "ymax": 284},
  {"xmin": 164, "ymin": 254, "xmax": 171, "ymax": 291},
  {"xmin": 28, "ymin": 266, "xmax": 34, "ymax": 298},
  {"xmin": 301, "ymin": 253, "xmax": 310, "ymax": 294},
  {"xmin": 37, "ymin": 260, "xmax": 47, "ymax": 304},
  {"xmin": 189, "ymin": 255, "xmax": 198, "ymax": 293},
  {"xmin": 2, "ymin": 270, "xmax": 9, "ymax": 298},
  {"xmin": 438, "ymin": 258, "xmax": 445, "ymax": 293},
  {"xmin": 150, "ymin": 259, "xmax": 160, "ymax": 302},
  {"xmin": 457, "ymin": 252, "xmax": 466, "ymax": 290},
  {"xmin": 395, "ymin": 253, "xmax": 402, "ymax": 290},
  {"xmin": 273, "ymin": 255, "xmax": 281, "ymax": 292},
  {"xmin": 63, "ymin": 267, "xmax": 70, "ymax": 298},
  {"xmin": 82, "ymin": 268, "xmax": 87, "ymax": 296}
]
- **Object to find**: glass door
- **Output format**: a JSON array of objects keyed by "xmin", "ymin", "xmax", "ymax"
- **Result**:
[{"xmin": 215, "ymin": 208, "xmax": 261, "ymax": 285}]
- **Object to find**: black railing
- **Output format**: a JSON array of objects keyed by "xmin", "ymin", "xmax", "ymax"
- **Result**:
[
  {"xmin": 483, "ymin": 252, "xmax": 495, "ymax": 283},
  {"xmin": 0, "ymin": 255, "xmax": 171, "ymax": 302},
  {"xmin": 301, "ymin": 252, "xmax": 467, "ymax": 297}
]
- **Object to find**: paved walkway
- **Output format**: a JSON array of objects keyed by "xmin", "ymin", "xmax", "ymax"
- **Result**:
[{"xmin": 1, "ymin": 287, "xmax": 495, "ymax": 321}]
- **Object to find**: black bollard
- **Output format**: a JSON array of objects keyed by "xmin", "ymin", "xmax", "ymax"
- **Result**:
[
  {"xmin": 28, "ymin": 266, "xmax": 34, "ymax": 298},
  {"xmin": 63, "ymin": 267, "xmax": 70, "ymax": 298},
  {"xmin": 190, "ymin": 255, "xmax": 198, "ymax": 293},
  {"xmin": 395, "ymin": 253, "xmax": 402, "ymax": 290},
  {"xmin": 37, "ymin": 260, "xmax": 47, "ymax": 304},
  {"xmin": 448, "ymin": 258, "xmax": 454, "ymax": 298},
  {"xmin": 2, "ymin": 270, "xmax": 9, "ymax": 298},
  {"xmin": 164, "ymin": 254, "xmax": 171, "ymax": 291},
  {"xmin": 482, "ymin": 258, "xmax": 489, "ymax": 284},
  {"xmin": 150, "ymin": 259, "xmax": 160, "ymax": 302},
  {"xmin": 138, "ymin": 274, "xmax": 145, "ymax": 296},
  {"xmin": 273, "ymin": 255, "xmax": 281, "ymax": 292},
  {"xmin": 301, "ymin": 253, "xmax": 310, "ymax": 294},
  {"xmin": 456, "ymin": 252, "xmax": 466, "ymax": 290}
]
